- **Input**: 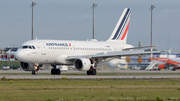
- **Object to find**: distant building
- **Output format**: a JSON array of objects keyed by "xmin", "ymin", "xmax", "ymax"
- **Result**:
[
  {"xmin": 0, "ymin": 47, "xmax": 18, "ymax": 61},
  {"xmin": 5, "ymin": 47, "xmax": 18, "ymax": 52}
]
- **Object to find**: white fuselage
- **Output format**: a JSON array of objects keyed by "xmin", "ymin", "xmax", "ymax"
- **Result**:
[
  {"xmin": 15, "ymin": 39, "xmax": 133, "ymax": 65},
  {"xmin": 12, "ymin": 8, "xmax": 135, "ymax": 75}
]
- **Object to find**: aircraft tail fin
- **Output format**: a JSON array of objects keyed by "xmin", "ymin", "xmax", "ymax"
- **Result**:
[{"xmin": 107, "ymin": 8, "xmax": 131, "ymax": 44}]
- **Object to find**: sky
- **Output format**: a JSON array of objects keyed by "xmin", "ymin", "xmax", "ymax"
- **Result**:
[{"xmin": 1, "ymin": 0, "xmax": 180, "ymax": 52}]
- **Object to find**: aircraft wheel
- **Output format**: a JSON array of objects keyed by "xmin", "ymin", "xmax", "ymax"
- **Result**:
[
  {"xmin": 91, "ymin": 69, "xmax": 96, "ymax": 75},
  {"xmin": 172, "ymin": 69, "xmax": 176, "ymax": 71},
  {"xmin": 56, "ymin": 69, "xmax": 61, "ymax": 75},
  {"xmin": 87, "ymin": 71, "xmax": 92, "ymax": 75},
  {"xmin": 32, "ymin": 70, "xmax": 37, "ymax": 75},
  {"xmin": 51, "ymin": 69, "xmax": 56, "ymax": 75}
]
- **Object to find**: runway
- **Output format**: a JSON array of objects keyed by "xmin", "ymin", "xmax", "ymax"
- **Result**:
[
  {"xmin": 0, "ymin": 74, "xmax": 180, "ymax": 79},
  {"xmin": 0, "ymin": 70, "xmax": 180, "ymax": 79}
]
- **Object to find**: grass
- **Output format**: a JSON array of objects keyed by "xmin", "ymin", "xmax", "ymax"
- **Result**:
[{"xmin": 0, "ymin": 78, "xmax": 180, "ymax": 101}]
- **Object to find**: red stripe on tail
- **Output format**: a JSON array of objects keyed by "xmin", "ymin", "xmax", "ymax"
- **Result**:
[{"xmin": 121, "ymin": 22, "xmax": 130, "ymax": 40}]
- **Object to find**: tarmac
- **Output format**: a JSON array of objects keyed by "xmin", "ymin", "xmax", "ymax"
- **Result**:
[
  {"xmin": 0, "ymin": 70, "xmax": 180, "ymax": 79},
  {"xmin": 1, "ymin": 69, "xmax": 180, "ymax": 73}
]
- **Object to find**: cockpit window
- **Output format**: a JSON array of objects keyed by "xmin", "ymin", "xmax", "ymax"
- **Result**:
[
  {"xmin": 29, "ymin": 46, "xmax": 32, "ymax": 49},
  {"xmin": 21, "ymin": 45, "xmax": 36, "ymax": 49},
  {"xmin": 32, "ymin": 46, "xmax": 35, "ymax": 49},
  {"xmin": 22, "ymin": 46, "xmax": 28, "ymax": 49}
]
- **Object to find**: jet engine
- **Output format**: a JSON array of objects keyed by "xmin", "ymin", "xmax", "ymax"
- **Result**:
[
  {"xmin": 74, "ymin": 58, "xmax": 93, "ymax": 71},
  {"xmin": 20, "ymin": 62, "xmax": 35, "ymax": 71},
  {"xmin": 158, "ymin": 64, "xmax": 165, "ymax": 69}
]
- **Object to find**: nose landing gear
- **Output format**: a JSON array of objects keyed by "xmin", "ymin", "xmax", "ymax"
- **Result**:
[{"xmin": 32, "ymin": 66, "xmax": 39, "ymax": 75}]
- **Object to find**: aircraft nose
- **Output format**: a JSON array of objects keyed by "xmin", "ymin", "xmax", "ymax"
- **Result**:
[{"xmin": 15, "ymin": 50, "xmax": 25, "ymax": 61}]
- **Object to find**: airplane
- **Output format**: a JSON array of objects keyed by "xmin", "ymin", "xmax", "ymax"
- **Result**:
[
  {"xmin": 13, "ymin": 8, "xmax": 161, "ymax": 75},
  {"xmin": 151, "ymin": 57, "xmax": 180, "ymax": 71}
]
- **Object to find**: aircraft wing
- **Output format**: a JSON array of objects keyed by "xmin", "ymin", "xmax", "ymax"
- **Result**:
[
  {"xmin": 122, "ymin": 45, "xmax": 158, "ymax": 51},
  {"xmin": 67, "ymin": 50, "xmax": 161, "ymax": 61},
  {"xmin": 93, "ymin": 50, "xmax": 160, "ymax": 58}
]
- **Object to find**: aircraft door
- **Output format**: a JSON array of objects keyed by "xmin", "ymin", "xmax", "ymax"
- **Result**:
[
  {"xmin": 39, "ymin": 42, "xmax": 46, "ymax": 55},
  {"xmin": 73, "ymin": 46, "xmax": 76, "ymax": 53}
]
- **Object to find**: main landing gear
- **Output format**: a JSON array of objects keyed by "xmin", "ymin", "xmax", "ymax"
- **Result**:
[
  {"xmin": 51, "ymin": 65, "xmax": 61, "ymax": 75},
  {"xmin": 87, "ymin": 66, "xmax": 96, "ymax": 75}
]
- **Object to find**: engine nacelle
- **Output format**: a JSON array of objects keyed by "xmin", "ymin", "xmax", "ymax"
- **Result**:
[
  {"xmin": 158, "ymin": 64, "xmax": 165, "ymax": 69},
  {"xmin": 74, "ymin": 58, "xmax": 92, "ymax": 71},
  {"xmin": 20, "ymin": 62, "xmax": 35, "ymax": 71}
]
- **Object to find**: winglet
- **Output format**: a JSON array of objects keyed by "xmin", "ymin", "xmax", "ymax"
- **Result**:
[
  {"xmin": 168, "ymin": 48, "xmax": 172, "ymax": 54},
  {"xmin": 6, "ymin": 49, "xmax": 16, "ymax": 55},
  {"xmin": 7, "ymin": 49, "xmax": 12, "ymax": 53}
]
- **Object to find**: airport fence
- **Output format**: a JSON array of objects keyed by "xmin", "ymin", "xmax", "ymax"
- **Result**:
[{"xmin": 0, "ymin": 61, "xmax": 20, "ymax": 70}]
